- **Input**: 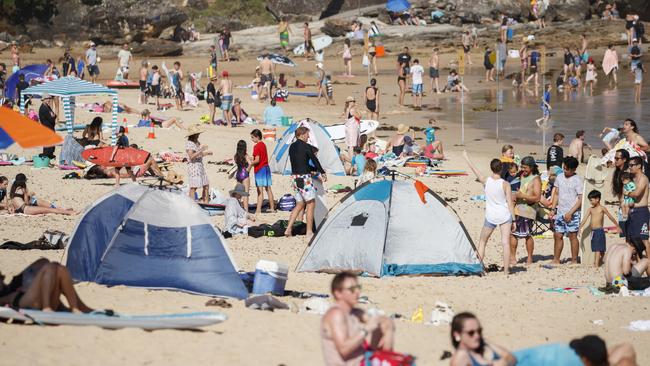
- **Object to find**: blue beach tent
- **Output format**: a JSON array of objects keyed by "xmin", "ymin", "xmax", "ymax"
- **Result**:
[
  {"xmin": 386, "ymin": 0, "xmax": 411, "ymax": 13},
  {"xmin": 270, "ymin": 118, "xmax": 345, "ymax": 176},
  {"xmin": 297, "ymin": 177, "xmax": 483, "ymax": 276},
  {"xmin": 65, "ymin": 184, "xmax": 248, "ymax": 299},
  {"xmin": 3, "ymin": 64, "xmax": 48, "ymax": 100}
]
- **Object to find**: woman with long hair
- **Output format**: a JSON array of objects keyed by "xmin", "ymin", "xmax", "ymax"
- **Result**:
[
  {"xmin": 233, "ymin": 139, "xmax": 251, "ymax": 211},
  {"xmin": 81, "ymin": 116, "xmax": 105, "ymax": 147},
  {"xmin": 612, "ymin": 149, "xmax": 631, "ymax": 240},
  {"xmin": 397, "ymin": 62, "xmax": 407, "ymax": 106},
  {"xmin": 450, "ymin": 312, "xmax": 515, "ymax": 366},
  {"xmin": 9, "ymin": 174, "xmax": 76, "ymax": 215}
]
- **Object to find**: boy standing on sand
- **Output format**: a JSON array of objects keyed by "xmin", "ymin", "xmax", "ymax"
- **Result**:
[
  {"xmin": 546, "ymin": 133, "xmax": 564, "ymax": 170},
  {"xmin": 428, "ymin": 47, "xmax": 441, "ymax": 94},
  {"xmin": 551, "ymin": 157, "xmax": 583, "ymax": 264},
  {"xmin": 410, "ymin": 59, "xmax": 424, "ymax": 110},
  {"xmin": 579, "ymin": 190, "xmax": 620, "ymax": 267},
  {"xmin": 250, "ymin": 129, "xmax": 275, "ymax": 216}
]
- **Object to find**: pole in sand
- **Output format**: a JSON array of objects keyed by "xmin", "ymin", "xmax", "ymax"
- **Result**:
[
  {"xmin": 458, "ymin": 49, "xmax": 465, "ymax": 145},
  {"xmin": 495, "ymin": 44, "xmax": 500, "ymax": 144}
]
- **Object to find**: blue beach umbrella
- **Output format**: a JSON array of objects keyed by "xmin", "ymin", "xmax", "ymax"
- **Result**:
[{"xmin": 386, "ymin": 0, "xmax": 411, "ymax": 12}]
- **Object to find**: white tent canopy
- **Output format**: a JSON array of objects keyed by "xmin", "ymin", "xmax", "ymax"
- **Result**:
[{"xmin": 21, "ymin": 77, "xmax": 120, "ymax": 145}]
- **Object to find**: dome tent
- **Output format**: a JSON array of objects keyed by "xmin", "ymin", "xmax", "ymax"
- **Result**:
[
  {"xmin": 297, "ymin": 175, "xmax": 483, "ymax": 276},
  {"xmin": 65, "ymin": 184, "xmax": 248, "ymax": 299},
  {"xmin": 270, "ymin": 118, "xmax": 346, "ymax": 176}
]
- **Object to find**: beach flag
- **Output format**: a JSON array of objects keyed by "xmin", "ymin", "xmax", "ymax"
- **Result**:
[{"xmin": 0, "ymin": 107, "xmax": 63, "ymax": 149}]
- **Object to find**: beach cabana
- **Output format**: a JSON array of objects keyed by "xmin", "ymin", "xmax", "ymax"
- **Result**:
[
  {"xmin": 65, "ymin": 184, "xmax": 248, "ymax": 299},
  {"xmin": 297, "ymin": 177, "xmax": 483, "ymax": 277},
  {"xmin": 20, "ymin": 76, "xmax": 120, "ymax": 145}
]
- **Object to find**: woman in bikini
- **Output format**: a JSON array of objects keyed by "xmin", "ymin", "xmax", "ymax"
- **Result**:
[
  {"xmin": 9, "ymin": 174, "xmax": 76, "ymax": 215},
  {"xmin": 364, "ymin": 78, "xmax": 379, "ymax": 121},
  {"xmin": 450, "ymin": 312, "xmax": 515, "ymax": 366},
  {"xmin": 139, "ymin": 109, "xmax": 185, "ymax": 129},
  {"xmin": 0, "ymin": 259, "xmax": 92, "ymax": 313},
  {"xmin": 80, "ymin": 116, "xmax": 105, "ymax": 147},
  {"xmin": 397, "ymin": 62, "xmax": 407, "ymax": 106}
]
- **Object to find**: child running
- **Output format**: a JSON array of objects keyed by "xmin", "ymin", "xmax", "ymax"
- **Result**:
[
  {"xmin": 579, "ymin": 190, "xmax": 620, "ymax": 267},
  {"xmin": 233, "ymin": 140, "xmax": 252, "ymax": 212},
  {"xmin": 535, "ymin": 84, "xmax": 552, "ymax": 128}
]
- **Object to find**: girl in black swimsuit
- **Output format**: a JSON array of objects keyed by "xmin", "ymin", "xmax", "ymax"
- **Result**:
[
  {"xmin": 397, "ymin": 62, "xmax": 406, "ymax": 106},
  {"xmin": 9, "ymin": 175, "xmax": 76, "ymax": 215},
  {"xmin": 365, "ymin": 78, "xmax": 379, "ymax": 119}
]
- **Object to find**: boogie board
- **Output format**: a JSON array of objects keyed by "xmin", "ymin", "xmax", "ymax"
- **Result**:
[
  {"xmin": 256, "ymin": 54, "xmax": 296, "ymax": 67},
  {"xmin": 55, "ymin": 124, "xmax": 87, "ymax": 132},
  {"xmin": 579, "ymin": 156, "xmax": 611, "ymax": 266},
  {"xmin": 81, "ymin": 146, "xmax": 150, "ymax": 167},
  {"xmin": 0, "ymin": 308, "xmax": 226, "ymax": 330},
  {"xmin": 293, "ymin": 36, "xmax": 333, "ymax": 56},
  {"xmin": 325, "ymin": 120, "xmax": 379, "ymax": 142},
  {"xmin": 288, "ymin": 91, "xmax": 319, "ymax": 98},
  {"xmin": 106, "ymin": 80, "xmax": 140, "ymax": 89}
]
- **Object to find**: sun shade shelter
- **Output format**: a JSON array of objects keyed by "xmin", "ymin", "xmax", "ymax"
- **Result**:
[
  {"xmin": 65, "ymin": 184, "xmax": 248, "ymax": 299},
  {"xmin": 297, "ymin": 177, "xmax": 483, "ymax": 276},
  {"xmin": 20, "ymin": 76, "xmax": 120, "ymax": 145}
]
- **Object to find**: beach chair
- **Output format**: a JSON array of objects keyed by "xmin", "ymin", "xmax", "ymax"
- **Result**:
[{"xmin": 531, "ymin": 206, "xmax": 553, "ymax": 237}]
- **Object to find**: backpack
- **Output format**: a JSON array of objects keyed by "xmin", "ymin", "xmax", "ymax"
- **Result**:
[{"xmin": 278, "ymin": 194, "xmax": 297, "ymax": 211}]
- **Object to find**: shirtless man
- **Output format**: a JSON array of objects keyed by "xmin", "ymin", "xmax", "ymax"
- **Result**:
[
  {"xmin": 139, "ymin": 61, "xmax": 149, "ymax": 105},
  {"xmin": 625, "ymin": 156, "xmax": 650, "ymax": 255},
  {"xmin": 219, "ymin": 70, "xmax": 233, "ymax": 127},
  {"xmin": 622, "ymin": 118, "xmax": 649, "ymax": 153},
  {"xmin": 461, "ymin": 31, "xmax": 472, "ymax": 65},
  {"xmin": 320, "ymin": 272, "xmax": 394, "ymax": 365},
  {"xmin": 603, "ymin": 242, "xmax": 649, "ymax": 291},
  {"xmin": 303, "ymin": 22, "xmax": 315, "ymax": 58},
  {"xmin": 567, "ymin": 130, "xmax": 587, "ymax": 163},
  {"xmin": 428, "ymin": 47, "xmax": 441, "ymax": 93},
  {"xmin": 259, "ymin": 55, "xmax": 274, "ymax": 102}
]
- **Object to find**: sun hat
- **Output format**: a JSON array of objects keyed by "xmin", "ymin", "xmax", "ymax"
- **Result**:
[
  {"xmin": 185, "ymin": 124, "xmax": 205, "ymax": 138},
  {"xmin": 397, "ymin": 124, "xmax": 410, "ymax": 135},
  {"xmin": 229, "ymin": 183, "xmax": 249, "ymax": 197},
  {"xmin": 210, "ymin": 74, "xmax": 218, "ymax": 80},
  {"xmin": 520, "ymin": 156, "xmax": 537, "ymax": 168},
  {"xmin": 346, "ymin": 96, "xmax": 355, "ymax": 102},
  {"xmin": 89, "ymin": 41, "xmax": 96, "ymax": 47},
  {"xmin": 41, "ymin": 93, "xmax": 52, "ymax": 100}
]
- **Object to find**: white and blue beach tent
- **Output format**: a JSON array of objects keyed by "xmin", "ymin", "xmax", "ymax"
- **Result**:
[
  {"xmin": 21, "ymin": 77, "xmax": 120, "ymax": 145},
  {"xmin": 270, "ymin": 118, "xmax": 346, "ymax": 176},
  {"xmin": 298, "ymin": 177, "xmax": 483, "ymax": 276},
  {"xmin": 65, "ymin": 184, "xmax": 248, "ymax": 299}
]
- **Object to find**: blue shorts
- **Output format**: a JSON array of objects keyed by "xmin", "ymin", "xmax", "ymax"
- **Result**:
[
  {"xmin": 484, "ymin": 218, "xmax": 511, "ymax": 229},
  {"xmin": 542, "ymin": 106, "xmax": 550, "ymax": 117},
  {"xmin": 625, "ymin": 206, "xmax": 650, "ymax": 241},
  {"xmin": 221, "ymin": 95, "xmax": 233, "ymax": 110},
  {"xmin": 591, "ymin": 228, "xmax": 606, "ymax": 253},
  {"xmin": 554, "ymin": 211, "xmax": 581, "ymax": 234},
  {"xmin": 254, "ymin": 165, "xmax": 272, "ymax": 187},
  {"xmin": 412, "ymin": 83, "xmax": 423, "ymax": 95}
]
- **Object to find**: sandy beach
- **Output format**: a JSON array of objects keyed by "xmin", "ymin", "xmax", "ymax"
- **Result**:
[{"xmin": 0, "ymin": 29, "xmax": 649, "ymax": 365}]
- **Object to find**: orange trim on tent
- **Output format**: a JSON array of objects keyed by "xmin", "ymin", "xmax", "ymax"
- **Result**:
[
  {"xmin": 414, "ymin": 180, "xmax": 429, "ymax": 204},
  {"xmin": 0, "ymin": 107, "xmax": 63, "ymax": 148}
]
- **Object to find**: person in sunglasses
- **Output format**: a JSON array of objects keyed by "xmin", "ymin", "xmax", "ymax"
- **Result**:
[
  {"xmin": 320, "ymin": 272, "xmax": 394, "ymax": 365},
  {"xmin": 450, "ymin": 312, "xmax": 515, "ymax": 366},
  {"xmin": 624, "ymin": 156, "xmax": 649, "ymax": 256}
]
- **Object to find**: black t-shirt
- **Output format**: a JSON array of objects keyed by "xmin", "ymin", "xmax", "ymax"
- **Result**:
[
  {"xmin": 206, "ymin": 82, "xmax": 216, "ymax": 101},
  {"xmin": 289, "ymin": 139, "xmax": 324, "ymax": 175},
  {"xmin": 397, "ymin": 53, "xmax": 411, "ymax": 68},
  {"xmin": 546, "ymin": 145, "xmax": 564, "ymax": 169},
  {"xmin": 38, "ymin": 103, "xmax": 56, "ymax": 130},
  {"xmin": 16, "ymin": 80, "xmax": 29, "ymax": 100},
  {"xmin": 563, "ymin": 52, "xmax": 573, "ymax": 65}
]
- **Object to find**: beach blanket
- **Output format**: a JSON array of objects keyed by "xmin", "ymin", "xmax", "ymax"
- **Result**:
[
  {"xmin": 60, "ymin": 135, "xmax": 85, "ymax": 165},
  {"xmin": 513, "ymin": 343, "xmax": 582, "ymax": 366},
  {"xmin": 601, "ymin": 139, "xmax": 647, "ymax": 165},
  {"xmin": 602, "ymin": 49, "xmax": 618, "ymax": 76},
  {"xmin": 158, "ymin": 151, "xmax": 185, "ymax": 163}
]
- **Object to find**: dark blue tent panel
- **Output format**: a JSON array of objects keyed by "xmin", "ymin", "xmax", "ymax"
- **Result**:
[{"xmin": 4, "ymin": 64, "xmax": 48, "ymax": 100}]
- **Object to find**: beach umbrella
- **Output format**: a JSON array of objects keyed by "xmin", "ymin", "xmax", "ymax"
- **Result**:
[
  {"xmin": 386, "ymin": 0, "xmax": 411, "ymax": 13},
  {"xmin": 0, "ymin": 107, "xmax": 63, "ymax": 149},
  {"xmin": 256, "ymin": 54, "xmax": 296, "ymax": 67},
  {"xmin": 3, "ymin": 64, "xmax": 49, "ymax": 100}
]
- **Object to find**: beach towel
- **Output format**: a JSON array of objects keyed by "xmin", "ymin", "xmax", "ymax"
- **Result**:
[
  {"xmin": 513, "ymin": 343, "xmax": 582, "ymax": 366},
  {"xmin": 602, "ymin": 49, "xmax": 619, "ymax": 75},
  {"xmin": 601, "ymin": 139, "xmax": 647, "ymax": 165},
  {"xmin": 60, "ymin": 135, "xmax": 85, "ymax": 165}
]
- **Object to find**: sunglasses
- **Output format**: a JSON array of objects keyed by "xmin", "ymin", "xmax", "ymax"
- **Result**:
[
  {"xmin": 464, "ymin": 328, "xmax": 483, "ymax": 337},
  {"xmin": 344, "ymin": 284, "xmax": 362, "ymax": 292},
  {"xmin": 630, "ymin": 163, "xmax": 641, "ymax": 167}
]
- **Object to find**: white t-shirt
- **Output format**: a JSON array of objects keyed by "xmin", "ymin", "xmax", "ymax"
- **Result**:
[
  {"xmin": 117, "ymin": 49, "xmax": 131, "ymax": 67},
  {"xmin": 410, "ymin": 64, "xmax": 424, "ymax": 85},
  {"xmin": 554, "ymin": 173, "xmax": 584, "ymax": 216}
]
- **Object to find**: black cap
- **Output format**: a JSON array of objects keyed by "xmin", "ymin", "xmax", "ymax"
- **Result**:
[
  {"xmin": 14, "ymin": 173, "xmax": 27, "ymax": 182},
  {"xmin": 569, "ymin": 335, "xmax": 608, "ymax": 366}
]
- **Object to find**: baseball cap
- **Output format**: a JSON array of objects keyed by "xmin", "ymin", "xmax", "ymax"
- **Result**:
[{"xmin": 569, "ymin": 335, "xmax": 608, "ymax": 366}]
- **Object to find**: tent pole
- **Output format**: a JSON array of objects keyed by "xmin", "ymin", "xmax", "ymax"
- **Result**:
[
  {"xmin": 111, "ymin": 96, "xmax": 118, "ymax": 146},
  {"xmin": 64, "ymin": 96, "xmax": 73, "ymax": 135},
  {"xmin": 20, "ymin": 94, "xmax": 25, "ymax": 114}
]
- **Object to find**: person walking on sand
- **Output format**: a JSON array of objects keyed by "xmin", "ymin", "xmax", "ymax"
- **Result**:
[
  {"xmin": 461, "ymin": 30, "xmax": 472, "ymax": 66},
  {"xmin": 285, "ymin": 126, "xmax": 327, "ymax": 237},
  {"xmin": 320, "ymin": 272, "xmax": 395, "ymax": 366},
  {"xmin": 85, "ymin": 42, "xmax": 100, "ymax": 83},
  {"xmin": 139, "ymin": 61, "xmax": 149, "ymax": 105},
  {"xmin": 429, "ymin": 47, "xmax": 441, "ymax": 93},
  {"xmin": 303, "ymin": 22, "xmax": 315, "ymax": 58},
  {"xmin": 410, "ymin": 59, "xmax": 424, "ymax": 109},
  {"xmin": 117, "ymin": 43, "xmax": 132, "ymax": 80},
  {"xmin": 602, "ymin": 44, "xmax": 619, "ymax": 85},
  {"xmin": 364, "ymin": 78, "xmax": 379, "ymax": 121},
  {"xmin": 341, "ymin": 39, "xmax": 353, "ymax": 77},
  {"xmin": 221, "ymin": 26, "xmax": 232, "ymax": 62},
  {"xmin": 250, "ymin": 129, "xmax": 276, "ymax": 217},
  {"xmin": 278, "ymin": 17, "xmax": 293, "ymax": 55},
  {"xmin": 464, "ymin": 152, "xmax": 515, "ymax": 274},
  {"xmin": 219, "ymin": 70, "xmax": 233, "ymax": 127},
  {"xmin": 511, "ymin": 156, "xmax": 541, "ymax": 265},
  {"xmin": 185, "ymin": 125, "xmax": 212, "ymax": 203},
  {"xmin": 550, "ymin": 157, "xmax": 583, "ymax": 264}
]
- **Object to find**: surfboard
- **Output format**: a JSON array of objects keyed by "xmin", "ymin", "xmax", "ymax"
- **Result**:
[
  {"xmin": 288, "ymin": 91, "xmax": 318, "ymax": 97},
  {"xmin": 579, "ymin": 155, "xmax": 610, "ymax": 266},
  {"xmin": 293, "ymin": 36, "xmax": 333, "ymax": 56},
  {"xmin": 81, "ymin": 147, "xmax": 150, "ymax": 167},
  {"xmin": 256, "ymin": 54, "xmax": 296, "ymax": 67},
  {"xmin": 324, "ymin": 120, "xmax": 379, "ymax": 142},
  {"xmin": 106, "ymin": 80, "xmax": 140, "ymax": 89},
  {"xmin": 0, "ymin": 308, "xmax": 226, "ymax": 330},
  {"xmin": 55, "ymin": 124, "xmax": 87, "ymax": 132}
]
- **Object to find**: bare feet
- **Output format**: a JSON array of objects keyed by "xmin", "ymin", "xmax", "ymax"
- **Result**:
[{"xmin": 284, "ymin": 230, "xmax": 292, "ymax": 237}]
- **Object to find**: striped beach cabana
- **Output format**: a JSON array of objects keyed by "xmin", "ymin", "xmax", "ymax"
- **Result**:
[{"xmin": 21, "ymin": 77, "xmax": 120, "ymax": 145}]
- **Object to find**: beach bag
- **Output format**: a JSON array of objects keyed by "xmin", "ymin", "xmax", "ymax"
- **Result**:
[
  {"xmin": 362, "ymin": 349, "xmax": 416, "ymax": 366},
  {"xmin": 278, "ymin": 194, "xmax": 296, "ymax": 211}
]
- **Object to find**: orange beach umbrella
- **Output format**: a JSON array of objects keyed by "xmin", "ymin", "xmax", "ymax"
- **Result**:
[{"xmin": 0, "ymin": 107, "xmax": 63, "ymax": 149}]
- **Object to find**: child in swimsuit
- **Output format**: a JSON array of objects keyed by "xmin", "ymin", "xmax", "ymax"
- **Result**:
[
  {"xmin": 621, "ymin": 172, "xmax": 636, "ymax": 221},
  {"xmin": 233, "ymin": 139, "xmax": 251, "ymax": 211}
]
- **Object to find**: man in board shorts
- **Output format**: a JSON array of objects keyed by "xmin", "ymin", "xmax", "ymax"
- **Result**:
[{"xmin": 626, "ymin": 156, "xmax": 650, "ymax": 256}]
